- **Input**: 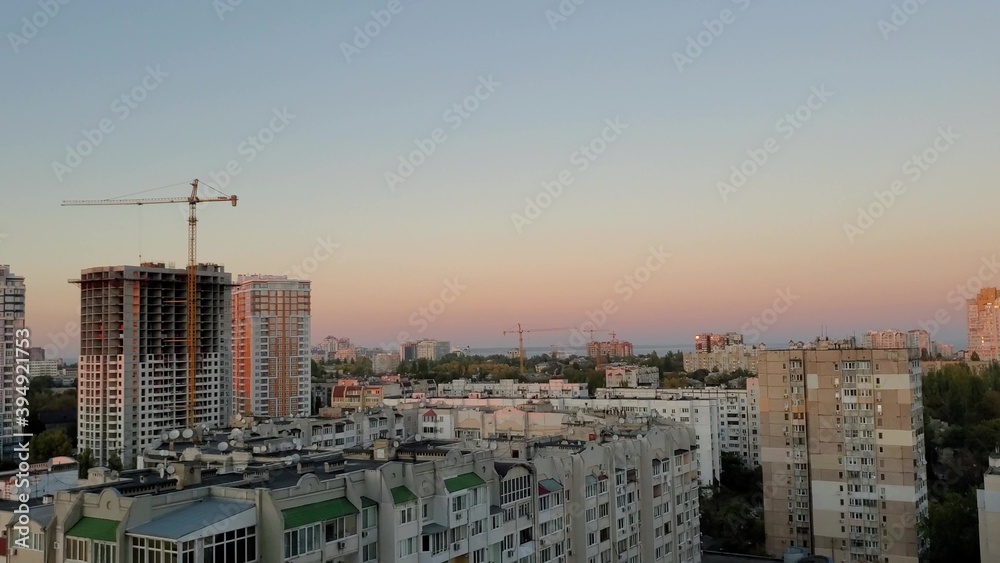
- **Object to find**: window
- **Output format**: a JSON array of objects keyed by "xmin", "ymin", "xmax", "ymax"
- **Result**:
[
  {"xmin": 453, "ymin": 494, "xmax": 469, "ymax": 512},
  {"xmin": 398, "ymin": 537, "xmax": 417, "ymax": 558},
  {"xmin": 325, "ymin": 515, "xmax": 357, "ymax": 541},
  {"xmin": 285, "ymin": 524, "xmax": 321, "ymax": 558},
  {"xmin": 362, "ymin": 542, "xmax": 378, "ymax": 562},
  {"xmin": 363, "ymin": 506, "xmax": 377, "ymax": 529},
  {"xmin": 94, "ymin": 543, "xmax": 116, "ymax": 563},
  {"xmin": 399, "ymin": 504, "xmax": 416, "ymax": 525},
  {"xmin": 66, "ymin": 538, "xmax": 89, "ymax": 562}
]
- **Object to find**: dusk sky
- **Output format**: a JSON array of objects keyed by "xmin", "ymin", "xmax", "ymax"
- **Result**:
[{"xmin": 2, "ymin": 1, "xmax": 999, "ymax": 359}]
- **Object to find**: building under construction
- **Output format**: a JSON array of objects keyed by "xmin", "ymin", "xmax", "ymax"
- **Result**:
[{"xmin": 74, "ymin": 263, "xmax": 232, "ymax": 468}]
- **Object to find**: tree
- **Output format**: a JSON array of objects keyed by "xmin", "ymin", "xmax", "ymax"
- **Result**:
[
  {"xmin": 972, "ymin": 351, "xmax": 981, "ymax": 361},
  {"xmin": 107, "ymin": 452, "xmax": 123, "ymax": 472},
  {"xmin": 920, "ymin": 491, "xmax": 979, "ymax": 561},
  {"xmin": 29, "ymin": 429, "xmax": 72, "ymax": 463},
  {"xmin": 921, "ymin": 348, "xmax": 930, "ymax": 361},
  {"xmin": 77, "ymin": 448, "xmax": 95, "ymax": 478}
]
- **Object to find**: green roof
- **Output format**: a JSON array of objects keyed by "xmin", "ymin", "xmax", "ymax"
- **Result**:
[
  {"xmin": 283, "ymin": 498, "xmax": 359, "ymax": 530},
  {"xmin": 361, "ymin": 496, "xmax": 377, "ymax": 508},
  {"xmin": 66, "ymin": 517, "xmax": 118, "ymax": 542},
  {"xmin": 391, "ymin": 486, "xmax": 417, "ymax": 505},
  {"xmin": 445, "ymin": 472, "xmax": 486, "ymax": 494}
]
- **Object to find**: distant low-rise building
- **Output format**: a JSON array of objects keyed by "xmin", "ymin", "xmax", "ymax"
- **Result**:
[{"xmin": 604, "ymin": 364, "xmax": 659, "ymax": 388}]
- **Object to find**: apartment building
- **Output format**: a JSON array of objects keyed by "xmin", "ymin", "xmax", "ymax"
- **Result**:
[
  {"xmin": 604, "ymin": 364, "xmax": 659, "ymax": 388},
  {"xmin": 979, "ymin": 451, "xmax": 1000, "ymax": 561},
  {"xmin": 684, "ymin": 344, "xmax": 763, "ymax": 374},
  {"xmin": 73, "ymin": 263, "xmax": 232, "ymax": 468},
  {"xmin": 437, "ymin": 378, "xmax": 589, "ymax": 399},
  {"xmin": 861, "ymin": 330, "xmax": 909, "ymax": 350},
  {"xmin": 232, "ymin": 275, "xmax": 311, "ymax": 418},
  {"xmin": 416, "ymin": 339, "xmax": 451, "ymax": 361},
  {"xmin": 586, "ymin": 339, "xmax": 633, "ymax": 359},
  {"xmin": 968, "ymin": 288, "xmax": 1000, "ymax": 360},
  {"xmin": 757, "ymin": 344, "xmax": 928, "ymax": 562},
  {"xmin": 556, "ymin": 397, "xmax": 720, "ymax": 487},
  {"xmin": 1, "ymin": 427, "xmax": 700, "ymax": 563},
  {"xmin": 597, "ymin": 382, "xmax": 761, "ymax": 468},
  {"xmin": 373, "ymin": 352, "xmax": 400, "ymax": 374},
  {"xmin": 0, "ymin": 266, "xmax": 26, "ymax": 460}
]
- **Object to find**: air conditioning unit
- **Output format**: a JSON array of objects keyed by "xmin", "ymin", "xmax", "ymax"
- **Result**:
[
  {"xmin": 337, "ymin": 541, "xmax": 346, "ymax": 550},
  {"xmin": 506, "ymin": 549, "xmax": 515, "ymax": 558},
  {"xmin": 453, "ymin": 542, "xmax": 462, "ymax": 550},
  {"xmin": 362, "ymin": 530, "xmax": 368, "ymax": 538}
]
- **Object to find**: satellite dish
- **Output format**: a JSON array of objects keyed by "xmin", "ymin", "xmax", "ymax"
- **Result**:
[
  {"xmin": 235, "ymin": 414, "xmax": 243, "ymax": 422},
  {"xmin": 290, "ymin": 454, "xmax": 300, "ymax": 464},
  {"xmin": 156, "ymin": 463, "xmax": 165, "ymax": 471},
  {"xmin": 415, "ymin": 434, "xmax": 422, "ymax": 442},
  {"xmin": 182, "ymin": 429, "xmax": 194, "ymax": 439},
  {"xmin": 218, "ymin": 442, "xmax": 229, "ymax": 452},
  {"xmin": 618, "ymin": 418, "xmax": 625, "ymax": 424},
  {"xmin": 393, "ymin": 441, "xmax": 400, "ymax": 448},
  {"xmin": 169, "ymin": 430, "xmax": 180, "ymax": 440},
  {"xmin": 166, "ymin": 466, "xmax": 176, "ymax": 475},
  {"xmin": 613, "ymin": 435, "xmax": 620, "ymax": 441},
  {"xmin": 637, "ymin": 434, "xmax": 644, "ymax": 440},
  {"xmin": 490, "ymin": 443, "xmax": 498, "ymax": 450},
  {"xmin": 160, "ymin": 432, "xmax": 169, "ymax": 441}
]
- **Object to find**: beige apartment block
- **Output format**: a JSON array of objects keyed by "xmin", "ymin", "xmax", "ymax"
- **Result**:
[
  {"xmin": 758, "ymin": 344, "xmax": 928, "ymax": 563},
  {"xmin": 968, "ymin": 288, "xmax": 1000, "ymax": 360}
]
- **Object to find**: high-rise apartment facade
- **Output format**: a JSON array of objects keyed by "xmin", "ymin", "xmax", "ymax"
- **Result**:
[
  {"xmin": 0, "ymin": 265, "xmax": 26, "ymax": 459},
  {"xmin": 232, "ymin": 275, "xmax": 310, "ymax": 418},
  {"xmin": 968, "ymin": 288, "xmax": 1000, "ymax": 360},
  {"xmin": 758, "ymin": 344, "xmax": 927, "ymax": 562},
  {"xmin": 75, "ymin": 264, "xmax": 232, "ymax": 468}
]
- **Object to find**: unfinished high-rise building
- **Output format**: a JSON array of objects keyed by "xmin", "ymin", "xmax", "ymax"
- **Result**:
[
  {"xmin": 758, "ymin": 341, "xmax": 928, "ymax": 562},
  {"xmin": 232, "ymin": 274, "xmax": 311, "ymax": 418},
  {"xmin": 74, "ymin": 263, "xmax": 232, "ymax": 468}
]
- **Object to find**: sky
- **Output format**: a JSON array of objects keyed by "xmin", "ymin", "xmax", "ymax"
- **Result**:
[{"xmin": 2, "ymin": 1, "xmax": 998, "ymax": 360}]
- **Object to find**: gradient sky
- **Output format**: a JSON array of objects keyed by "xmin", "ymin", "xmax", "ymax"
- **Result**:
[{"xmin": 2, "ymin": 1, "xmax": 998, "ymax": 359}]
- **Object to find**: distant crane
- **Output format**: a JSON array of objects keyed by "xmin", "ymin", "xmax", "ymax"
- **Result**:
[
  {"xmin": 63, "ymin": 179, "xmax": 238, "ymax": 430},
  {"xmin": 503, "ymin": 323, "xmax": 571, "ymax": 374}
]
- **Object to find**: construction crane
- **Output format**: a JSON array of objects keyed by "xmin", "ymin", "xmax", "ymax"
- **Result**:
[
  {"xmin": 63, "ymin": 179, "xmax": 238, "ymax": 430},
  {"xmin": 503, "ymin": 323, "xmax": 571, "ymax": 374},
  {"xmin": 585, "ymin": 329, "xmax": 617, "ymax": 369}
]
